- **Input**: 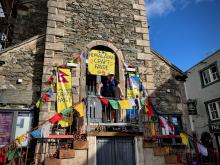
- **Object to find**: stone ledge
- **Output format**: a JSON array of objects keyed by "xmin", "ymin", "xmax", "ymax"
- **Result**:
[
  {"xmin": 143, "ymin": 34, "xmax": 149, "ymax": 41},
  {"xmin": 44, "ymin": 50, "xmax": 55, "ymax": 58},
  {"xmin": 48, "ymin": 1, "xmax": 66, "ymax": 9},
  {"xmin": 45, "ymin": 42, "xmax": 64, "ymax": 51},
  {"xmin": 46, "ymin": 35, "xmax": 56, "ymax": 43},
  {"xmin": 137, "ymin": 53, "xmax": 152, "ymax": 60},
  {"xmin": 47, "ymin": 20, "xmax": 56, "ymax": 28},
  {"xmin": 132, "ymin": 4, "xmax": 145, "ymax": 11},
  {"xmin": 134, "ymin": 15, "xmax": 146, "ymax": 22},
  {"xmin": 48, "ymin": 13, "xmax": 65, "ymax": 22},
  {"xmin": 44, "ymin": 55, "xmax": 64, "ymax": 66},
  {"xmin": 47, "ymin": 27, "xmax": 65, "ymax": 37},
  {"xmin": 136, "ymin": 39, "xmax": 149, "ymax": 46},
  {"xmin": 135, "ymin": 27, "xmax": 148, "ymax": 34},
  {"xmin": 144, "ymin": 47, "xmax": 151, "ymax": 54},
  {"xmin": 48, "ymin": 7, "xmax": 57, "ymax": 14}
]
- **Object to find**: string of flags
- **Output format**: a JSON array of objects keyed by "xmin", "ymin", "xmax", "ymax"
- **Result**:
[
  {"xmin": 0, "ymin": 53, "xmax": 213, "ymax": 162},
  {"xmin": 35, "ymin": 54, "xmax": 83, "ymax": 109},
  {"xmin": 0, "ymin": 100, "xmax": 85, "ymax": 163},
  {"xmin": 142, "ymin": 97, "xmax": 211, "ymax": 157}
]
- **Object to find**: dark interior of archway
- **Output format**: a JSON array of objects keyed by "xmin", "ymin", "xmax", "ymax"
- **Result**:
[{"xmin": 86, "ymin": 46, "xmax": 119, "ymax": 96}]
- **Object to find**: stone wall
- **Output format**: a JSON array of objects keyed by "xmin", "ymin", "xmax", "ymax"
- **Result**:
[
  {"xmin": 10, "ymin": 0, "xmax": 48, "ymax": 46},
  {"xmin": 0, "ymin": 35, "xmax": 45, "ymax": 106},
  {"xmin": 40, "ymin": 0, "xmax": 152, "ymax": 119}
]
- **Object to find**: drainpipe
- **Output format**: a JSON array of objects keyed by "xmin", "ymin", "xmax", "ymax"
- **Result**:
[{"xmin": 184, "ymin": 82, "xmax": 195, "ymax": 133}]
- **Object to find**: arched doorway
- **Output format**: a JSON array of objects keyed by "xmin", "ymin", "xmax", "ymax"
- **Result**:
[{"xmin": 80, "ymin": 40, "xmax": 125, "ymax": 99}]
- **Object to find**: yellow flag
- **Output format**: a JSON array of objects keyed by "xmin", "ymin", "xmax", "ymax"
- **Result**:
[
  {"xmin": 151, "ymin": 123, "xmax": 156, "ymax": 136},
  {"xmin": 180, "ymin": 133, "xmax": 189, "ymax": 145},
  {"xmin": 16, "ymin": 135, "xmax": 25, "ymax": 145},
  {"xmin": 36, "ymin": 99, "xmax": 41, "ymax": 109},
  {"xmin": 74, "ymin": 102, "xmax": 84, "ymax": 117},
  {"xmin": 57, "ymin": 68, "xmax": 73, "ymax": 127},
  {"xmin": 118, "ymin": 100, "xmax": 132, "ymax": 109}
]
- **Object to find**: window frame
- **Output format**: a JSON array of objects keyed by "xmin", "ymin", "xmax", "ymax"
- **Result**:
[
  {"xmin": 205, "ymin": 98, "xmax": 220, "ymax": 122},
  {"xmin": 199, "ymin": 62, "xmax": 220, "ymax": 88}
]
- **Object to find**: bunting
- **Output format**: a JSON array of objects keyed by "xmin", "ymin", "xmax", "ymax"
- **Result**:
[
  {"xmin": 118, "ymin": 100, "xmax": 132, "ymax": 109},
  {"xmin": 74, "ymin": 102, "xmax": 84, "ymax": 117},
  {"xmin": 109, "ymin": 100, "xmax": 120, "ymax": 109},
  {"xmin": 180, "ymin": 133, "xmax": 189, "ymax": 145}
]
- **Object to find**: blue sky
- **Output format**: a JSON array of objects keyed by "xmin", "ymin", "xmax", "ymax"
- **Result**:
[{"xmin": 145, "ymin": 0, "xmax": 220, "ymax": 71}]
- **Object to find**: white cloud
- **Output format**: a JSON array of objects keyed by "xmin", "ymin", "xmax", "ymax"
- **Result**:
[
  {"xmin": 146, "ymin": 0, "xmax": 175, "ymax": 17},
  {"xmin": 145, "ymin": 0, "xmax": 215, "ymax": 17}
]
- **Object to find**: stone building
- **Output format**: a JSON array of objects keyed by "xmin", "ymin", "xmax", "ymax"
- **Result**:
[
  {"xmin": 185, "ymin": 50, "xmax": 220, "ymax": 152},
  {"xmin": 0, "ymin": 0, "xmax": 190, "ymax": 164}
]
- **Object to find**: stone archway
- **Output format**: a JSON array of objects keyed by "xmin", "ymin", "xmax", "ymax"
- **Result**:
[{"xmin": 79, "ymin": 40, "xmax": 126, "ymax": 99}]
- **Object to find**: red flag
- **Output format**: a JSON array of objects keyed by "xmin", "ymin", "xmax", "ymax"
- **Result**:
[
  {"xmin": 145, "ymin": 104, "xmax": 155, "ymax": 117},
  {"xmin": 49, "ymin": 113, "xmax": 63, "ymax": 124},
  {"xmin": 99, "ymin": 97, "xmax": 109, "ymax": 106},
  {"xmin": 42, "ymin": 94, "xmax": 50, "ymax": 102}
]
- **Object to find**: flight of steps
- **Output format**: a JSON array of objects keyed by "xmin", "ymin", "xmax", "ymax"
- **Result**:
[{"xmin": 143, "ymin": 141, "xmax": 185, "ymax": 165}]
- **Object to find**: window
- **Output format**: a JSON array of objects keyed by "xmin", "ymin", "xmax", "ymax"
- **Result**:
[
  {"xmin": 207, "ymin": 100, "xmax": 220, "ymax": 121},
  {"xmin": 200, "ymin": 63, "xmax": 220, "ymax": 87}
]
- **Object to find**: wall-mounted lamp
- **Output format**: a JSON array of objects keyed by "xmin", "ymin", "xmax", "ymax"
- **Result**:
[{"xmin": 17, "ymin": 78, "xmax": 23, "ymax": 84}]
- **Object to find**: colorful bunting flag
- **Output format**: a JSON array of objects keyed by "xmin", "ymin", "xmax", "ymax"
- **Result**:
[
  {"xmin": 49, "ymin": 113, "xmax": 63, "ymax": 124},
  {"xmin": 0, "ymin": 147, "xmax": 6, "ymax": 164},
  {"xmin": 128, "ymin": 99, "xmax": 136, "ymax": 106},
  {"xmin": 118, "ymin": 100, "xmax": 132, "ymax": 109},
  {"xmin": 6, "ymin": 148, "xmax": 20, "ymax": 161},
  {"xmin": 16, "ymin": 135, "xmax": 26, "ymax": 145},
  {"xmin": 109, "ymin": 100, "xmax": 120, "ymax": 109},
  {"xmin": 151, "ymin": 123, "xmax": 156, "ymax": 136},
  {"xmin": 159, "ymin": 116, "xmax": 173, "ymax": 135},
  {"xmin": 197, "ymin": 143, "xmax": 208, "ymax": 156},
  {"xmin": 145, "ymin": 103, "xmax": 155, "ymax": 117},
  {"xmin": 180, "ymin": 133, "xmax": 189, "ymax": 145},
  {"xmin": 74, "ymin": 102, "xmax": 84, "ymax": 117},
  {"xmin": 30, "ymin": 128, "xmax": 42, "ymax": 139},
  {"xmin": 61, "ymin": 107, "xmax": 72, "ymax": 116},
  {"xmin": 47, "ymin": 89, "xmax": 53, "ymax": 97},
  {"xmin": 73, "ymin": 55, "xmax": 81, "ymax": 64},
  {"xmin": 41, "ymin": 122, "xmax": 51, "ymax": 138},
  {"xmin": 99, "ymin": 97, "xmax": 109, "ymax": 106},
  {"xmin": 141, "ymin": 98, "xmax": 146, "ymax": 106},
  {"xmin": 36, "ymin": 99, "xmax": 41, "ymax": 109},
  {"xmin": 42, "ymin": 94, "xmax": 49, "ymax": 102}
]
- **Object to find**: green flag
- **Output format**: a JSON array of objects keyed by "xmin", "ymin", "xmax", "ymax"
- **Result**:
[
  {"xmin": 141, "ymin": 98, "xmax": 146, "ymax": 106},
  {"xmin": 61, "ymin": 107, "xmax": 72, "ymax": 116},
  {"xmin": 7, "ymin": 148, "xmax": 20, "ymax": 161},
  {"xmin": 109, "ymin": 100, "xmax": 120, "ymax": 109}
]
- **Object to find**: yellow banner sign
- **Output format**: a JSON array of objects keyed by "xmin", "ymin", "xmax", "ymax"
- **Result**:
[
  {"xmin": 56, "ymin": 68, "xmax": 73, "ymax": 127},
  {"xmin": 88, "ymin": 50, "xmax": 115, "ymax": 76}
]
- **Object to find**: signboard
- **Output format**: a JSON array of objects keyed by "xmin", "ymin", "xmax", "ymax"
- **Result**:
[
  {"xmin": 0, "ymin": 112, "xmax": 13, "ymax": 145},
  {"xmin": 209, "ymin": 123, "xmax": 220, "ymax": 133},
  {"xmin": 57, "ymin": 68, "xmax": 73, "ymax": 127},
  {"xmin": 15, "ymin": 112, "xmax": 33, "ymax": 146},
  {"xmin": 126, "ymin": 73, "xmax": 140, "ymax": 99},
  {"xmin": 88, "ymin": 50, "xmax": 115, "ymax": 76},
  {"xmin": 187, "ymin": 99, "xmax": 197, "ymax": 115}
]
